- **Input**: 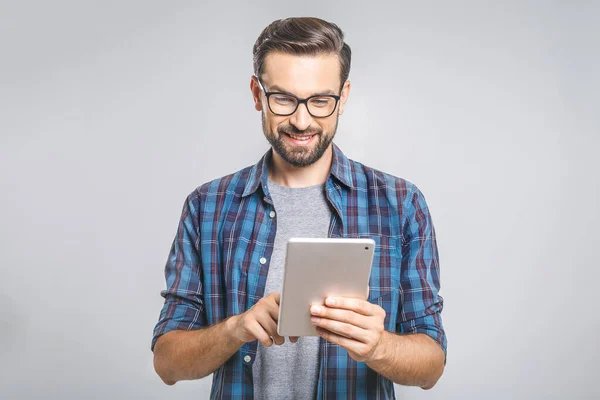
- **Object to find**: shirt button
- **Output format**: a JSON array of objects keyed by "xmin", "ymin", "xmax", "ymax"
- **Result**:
[
  {"xmin": 244, "ymin": 355, "xmax": 251, "ymax": 363},
  {"xmin": 269, "ymin": 210, "xmax": 275, "ymax": 218},
  {"xmin": 259, "ymin": 257, "xmax": 267, "ymax": 265}
]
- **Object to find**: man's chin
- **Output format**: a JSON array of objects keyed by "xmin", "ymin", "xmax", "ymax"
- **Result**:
[
  {"xmin": 279, "ymin": 153, "xmax": 316, "ymax": 168},
  {"xmin": 268, "ymin": 133, "xmax": 332, "ymax": 168}
]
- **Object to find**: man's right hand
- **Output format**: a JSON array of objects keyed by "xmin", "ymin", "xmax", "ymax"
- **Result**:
[{"xmin": 228, "ymin": 292, "xmax": 298, "ymax": 347}]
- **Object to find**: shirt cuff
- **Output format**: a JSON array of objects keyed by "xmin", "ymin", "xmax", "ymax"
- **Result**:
[
  {"xmin": 397, "ymin": 313, "xmax": 447, "ymax": 362},
  {"xmin": 151, "ymin": 300, "xmax": 207, "ymax": 352}
]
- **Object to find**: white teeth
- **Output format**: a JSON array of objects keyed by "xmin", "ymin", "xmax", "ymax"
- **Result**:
[{"xmin": 288, "ymin": 133, "xmax": 313, "ymax": 141}]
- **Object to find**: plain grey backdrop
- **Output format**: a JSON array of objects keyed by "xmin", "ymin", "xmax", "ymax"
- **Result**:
[{"xmin": 1, "ymin": 1, "xmax": 598, "ymax": 399}]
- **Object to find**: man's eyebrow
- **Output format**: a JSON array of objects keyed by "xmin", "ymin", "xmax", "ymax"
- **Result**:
[{"xmin": 269, "ymin": 84, "xmax": 337, "ymax": 96}]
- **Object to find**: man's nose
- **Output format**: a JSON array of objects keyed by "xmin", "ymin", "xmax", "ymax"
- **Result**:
[{"xmin": 289, "ymin": 103, "xmax": 312, "ymax": 131}]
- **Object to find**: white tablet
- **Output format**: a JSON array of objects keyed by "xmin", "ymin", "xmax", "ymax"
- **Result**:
[{"xmin": 277, "ymin": 237, "xmax": 376, "ymax": 337}]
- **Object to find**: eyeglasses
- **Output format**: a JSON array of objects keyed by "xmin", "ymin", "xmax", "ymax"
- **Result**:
[{"xmin": 255, "ymin": 76, "xmax": 341, "ymax": 118}]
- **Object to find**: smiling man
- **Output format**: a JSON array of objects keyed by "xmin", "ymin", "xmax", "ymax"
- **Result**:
[{"xmin": 151, "ymin": 17, "xmax": 447, "ymax": 399}]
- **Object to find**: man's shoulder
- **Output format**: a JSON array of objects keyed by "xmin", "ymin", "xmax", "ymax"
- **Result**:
[
  {"xmin": 188, "ymin": 164, "xmax": 255, "ymax": 201},
  {"xmin": 349, "ymin": 157, "xmax": 419, "ymax": 198}
]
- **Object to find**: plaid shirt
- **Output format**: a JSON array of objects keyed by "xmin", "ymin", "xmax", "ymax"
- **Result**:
[{"xmin": 152, "ymin": 143, "xmax": 447, "ymax": 399}]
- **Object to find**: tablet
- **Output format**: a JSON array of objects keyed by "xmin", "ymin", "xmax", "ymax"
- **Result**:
[{"xmin": 277, "ymin": 237, "xmax": 376, "ymax": 337}]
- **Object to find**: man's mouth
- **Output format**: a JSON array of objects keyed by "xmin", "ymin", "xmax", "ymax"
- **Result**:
[
  {"xmin": 283, "ymin": 132, "xmax": 318, "ymax": 144},
  {"xmin": 287, "ymin": 133, "xmax": 314, "ymax": 141}
]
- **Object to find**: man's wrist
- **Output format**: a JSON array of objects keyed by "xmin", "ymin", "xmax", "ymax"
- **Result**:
[
  {"xmin": 223, "ymin": 315, "xmax": 244, "ymax": 348},
  {"xmin": 368, "ymin": 330, "xmax": 393, "ymax": 364}
]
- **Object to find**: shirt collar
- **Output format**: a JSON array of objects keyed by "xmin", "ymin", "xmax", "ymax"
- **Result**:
[{"xmin": 242, "ymin": 142, "xmax": 354, "ymax": 198}]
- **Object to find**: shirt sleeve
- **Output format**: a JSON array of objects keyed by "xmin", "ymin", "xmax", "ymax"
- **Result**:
[
  {"xmin": 151, "ymin": 191, "xmax": 207, "ymax": 352},
  {"xmin": 397, "ymin": 185, "xmax": 447, "ymax": 359}
]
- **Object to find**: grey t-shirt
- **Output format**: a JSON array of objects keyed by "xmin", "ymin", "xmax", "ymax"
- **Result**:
[{"xmin": 252, "ymin": 178, "xmax": 332, "ymax": 399}]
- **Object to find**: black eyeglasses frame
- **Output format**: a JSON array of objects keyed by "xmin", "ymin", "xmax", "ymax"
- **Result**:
[{"xmin": 255, "ymin": 76, "xmax": 342, "ymax": 118}]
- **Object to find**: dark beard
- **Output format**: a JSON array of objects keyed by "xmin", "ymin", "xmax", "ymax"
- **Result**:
[{"xmin": 261, "ymin": 112, "xmax": 338, "ymax": 167}]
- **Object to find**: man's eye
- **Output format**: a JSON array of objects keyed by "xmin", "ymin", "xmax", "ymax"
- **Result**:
[
  {"xmin": 273, "ymin": 96, "xmax": 294, "ymax": 104},
  {"xmin": 310, "ymin": 98, "xmax": 333, "ymax": 107}
]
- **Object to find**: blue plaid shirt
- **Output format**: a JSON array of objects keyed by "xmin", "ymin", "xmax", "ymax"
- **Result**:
[{"xmin": 152, "ymin": 143, "xmax": 447, "ymax": 399}]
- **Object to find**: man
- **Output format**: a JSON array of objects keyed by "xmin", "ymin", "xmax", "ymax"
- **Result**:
[{"xmin": 152, "ymin": 17, "xmax": 447, "ymax": 399}]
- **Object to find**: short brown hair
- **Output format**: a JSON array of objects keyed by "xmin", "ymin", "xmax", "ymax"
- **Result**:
[{"xmin": 252, "ymin": 17, "xmax": 352, "ymax": 91}]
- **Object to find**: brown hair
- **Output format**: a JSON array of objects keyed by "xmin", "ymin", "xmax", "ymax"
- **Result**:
[{"xmin": 252, "ymin": 17, "xmax": 352, "ymax": 92}]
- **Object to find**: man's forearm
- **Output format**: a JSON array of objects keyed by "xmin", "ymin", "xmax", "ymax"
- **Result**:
[
  {"xmin": 153, "ymin": 316, "xmax": 243, "ymax": 385},
  {"xmin": 366, "ymin": 331, "xmax": 445, "ymax": 389}
]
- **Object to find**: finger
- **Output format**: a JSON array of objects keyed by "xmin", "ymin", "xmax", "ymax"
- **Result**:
[
  {"xmin": 268, "ymin": 291, "xmax": 281, "ymax": 306},
  {"xmin": 263, "ymin": 294, "xmax": 281, "ymax": 322},
  {"xmin": 272, "ymin": 334, "xmax": 285, "ymax": 345},
  {"xmin": 311, "ymin": 317, "xmax": 370, "ymax": 343},
  {"xmin": 310, "ymin": 306, "xmax": 371, "ymax": 329},
  {"xmin": 270, "ymin": 327, "xmax": 285, "ymax": 346},
  {"xmin": 316, "ymin": 327, "xmax": 366, "ymax": 355},
  {"xmin": 248, "ymin": 319, "xmax": 273, "ymax": 347},
  {"xmin": 289, "ymin": 336, "xmax": 299, "ymax": 343},
  {"xmin": 324, "ymin": 297, "xmax": 381, "ymax": 316},
  {"xmin": 256, "ymin": 312, "xmax": 285, "ymax": 345}
]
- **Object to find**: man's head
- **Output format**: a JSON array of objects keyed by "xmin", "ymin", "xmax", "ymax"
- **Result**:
[{"xmin": 251, "ymin": 17, "xmax": 352, "ymax": 168}]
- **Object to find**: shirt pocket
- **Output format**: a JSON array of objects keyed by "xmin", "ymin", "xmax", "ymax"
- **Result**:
[
  {"xmin": 363, "ymin": 235, "xmax": 401, "ymax": 298},
  {"xmin": 361, "ymin": 235, "xmax": 401, "ymax": 330}
]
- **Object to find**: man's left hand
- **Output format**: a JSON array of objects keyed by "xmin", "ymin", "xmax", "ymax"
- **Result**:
[{"xmin": 310, "ymin": 296, "xmax": 386, "ymax": 363}]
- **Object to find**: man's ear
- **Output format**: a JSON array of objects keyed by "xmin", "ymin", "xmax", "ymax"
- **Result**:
[
  {"xmin": 250, "ymin": 75, "xmax": 263, "ymax": 112},
  {"xmin": 337, "ymin": 79, "xmax": 351, "ymax": 116}
]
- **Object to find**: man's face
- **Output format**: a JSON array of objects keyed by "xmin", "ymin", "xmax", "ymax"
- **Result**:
[{"xmin": 252, "ymin": 52, "xmax": 351, "ymax": 168}]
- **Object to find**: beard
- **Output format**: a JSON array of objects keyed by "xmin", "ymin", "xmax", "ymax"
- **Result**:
[{"xmin": 261, "ymin": 111, "xmax": 339, "ymax": 168}]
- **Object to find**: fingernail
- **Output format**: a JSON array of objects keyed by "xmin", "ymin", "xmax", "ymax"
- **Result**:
[
  {"xmin": 326, "ymin": 298, "xmax": 336, "ymax": 306},
  {"xmin": 310, "ymin": 316, "xmax": 320, "ymax": 324},
  {"xmin": 311, "ymin": 306, "xmax": 321, "ymax": 314}
]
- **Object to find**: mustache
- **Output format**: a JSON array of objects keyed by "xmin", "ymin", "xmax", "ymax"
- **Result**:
[{"xmin": 278, "ymin": 125, "xmax": 322, "ymax": 136}]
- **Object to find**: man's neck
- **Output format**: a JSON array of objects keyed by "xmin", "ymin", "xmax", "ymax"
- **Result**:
[{"xmin": 268, "ymin": 145, "xmax": 333, "ymax": 188}]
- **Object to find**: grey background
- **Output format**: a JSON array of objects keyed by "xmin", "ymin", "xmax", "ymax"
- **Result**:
[{"xmin": 1, "ymin": 1, "xmax": 598, "ymax": 399}]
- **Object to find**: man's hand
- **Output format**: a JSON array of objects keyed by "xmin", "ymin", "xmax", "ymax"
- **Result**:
[
  {"xmin": 229, "ymin": 292, "xmax": 298, "ymax": 347},
  {"xmin": 310, "ymin": 296, "xmax": 386, "ymax": 363}
]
